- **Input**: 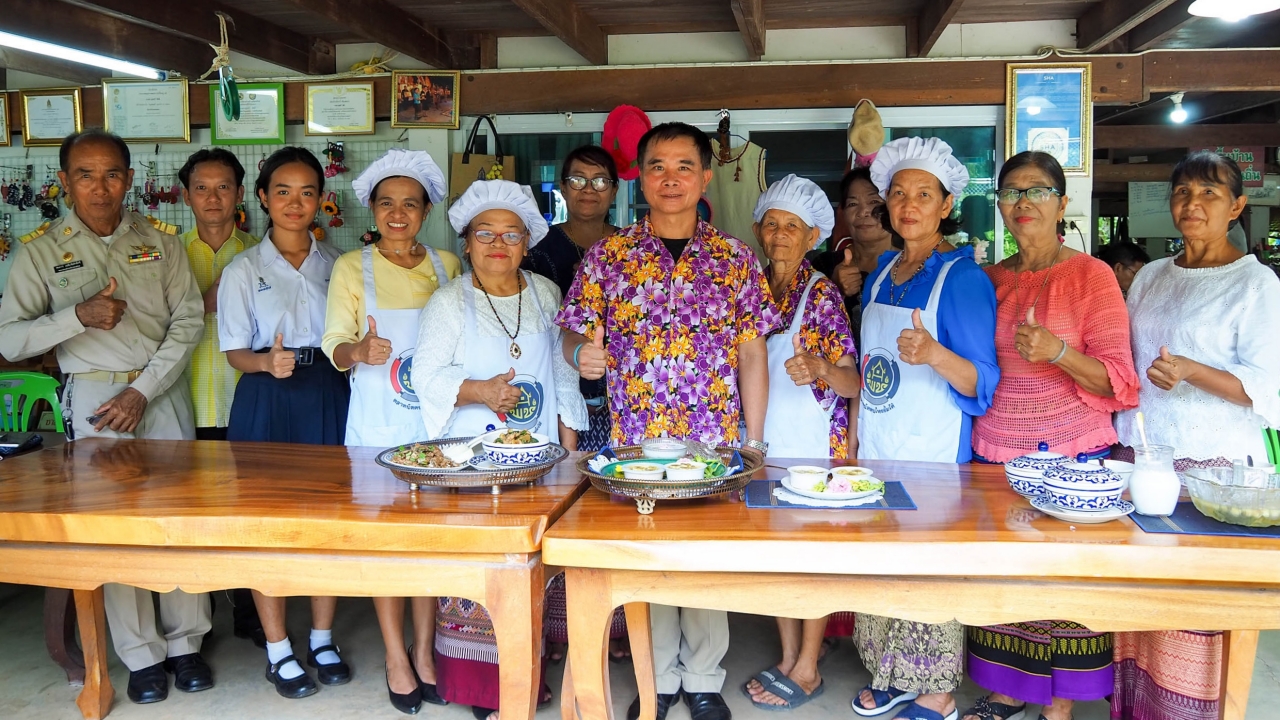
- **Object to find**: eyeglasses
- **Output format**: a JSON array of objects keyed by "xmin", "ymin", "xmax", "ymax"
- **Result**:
[
  {"xmin": 470, "ymin": 229, "xmax": 526, "ymax": 245},
  {"xmin": 996, "ymin": 187, "xmax": 1062, "ymax": 205},
  {"xmin": 563, "ymin": 176, "xmax": 617, "ymax": 192}
]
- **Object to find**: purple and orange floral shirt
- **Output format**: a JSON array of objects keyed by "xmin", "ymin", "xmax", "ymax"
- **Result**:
[
  {"xmin": 556, "ymin": 217, "xmax": 779, "ymax": 445},
  {"xmin": 767, "ymin": 260, "xmax": 858, "ymax": 458}
]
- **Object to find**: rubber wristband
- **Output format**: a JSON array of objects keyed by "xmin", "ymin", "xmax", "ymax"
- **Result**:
[
  {"xmin": 1049, "ymin": 338, "xmax": 1069, "ymax": 364},
  {"xmin": 572, "ymin": 342, "xmax": 584, "ymax": 369}
]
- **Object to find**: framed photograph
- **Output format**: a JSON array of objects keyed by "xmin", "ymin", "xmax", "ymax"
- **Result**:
[
  {"xmin": 1005, "ymin": 62, "xmax": 1092, "ymax": 175},
  {"xmin": 210, "ymin": 82, "xmax": 286, "ymax": 145},
  {"xmin": 0, "ymin": 95, "xmax": 9, "ymax": 147},
  {"xmin": 103, "ymin": 78, "xmax": 190, "ymax": 143},
  {"xmin": 20, "ymin": 87, "xmax": 82, "ymax": 147},
  {"xmin": 305, "ymin": 82, "xmax": 375, "ymax": 135},
  {"xmin": 391, "ymin": 71, "xmax": 460, "ymax": 129}
]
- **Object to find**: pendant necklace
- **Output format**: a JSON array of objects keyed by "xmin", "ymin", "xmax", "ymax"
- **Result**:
[
  {"xmin": 888, "ymin": 238, "xmax": 942, "ymax": 306},
  {"xmin": 1011, "ymin": 241, "xmax": 1062, "ymax": 330},
  {"xmin": 475, "ymin": 273, "xmax": 524, "ymax": 359}
]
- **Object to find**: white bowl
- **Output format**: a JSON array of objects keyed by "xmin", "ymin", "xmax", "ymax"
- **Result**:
[
  {"xmin": 787, "ymin": 465, "xmax": 830, "ymax": 492},
  {"xmin": 481, "ymin": 430, "xmax": 551, "ymax": 466},
  {"xmin": 1103, "ymin": 459, "xmax": 1134, "ymax": 490},
  {"xmin": 642, "ymin": 438, "xmax": 687, "ymax": 460},
  {"xmin": 832, "ymin": 466, "xmax": 874, "ymax": 479},
  {"xmin": 663, "ymin": 460, "xmax": 707, "ymax": 481},
  {"xmin": 621, "ymin": 462, "xmax": 666, "ymax": 481}
]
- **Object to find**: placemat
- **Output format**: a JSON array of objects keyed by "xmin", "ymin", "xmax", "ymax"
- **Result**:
[
  {"xmin": 1129, "ymin": 501, "xmax": 1280, "ymax": 539},
  {"xmin": 745, "ymin": 480, "xmax": 916, "ymax": 510}
]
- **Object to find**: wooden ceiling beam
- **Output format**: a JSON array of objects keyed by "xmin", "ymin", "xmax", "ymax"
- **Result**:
[
  {"xmin": 1128, "ymin": 0, "xmax": 1196, "ymax": 51},
  {"xmin": 1075, "ymin": 0, "xmax": 1180, "ymax": 53},
  {"xmin": 506, "ymin": 0, "xmax": 609, "ymax": 65},
  {"xmin": 1095, "ymin": 123, "xmax": 1280, "ymax": 149},
  {"xmin": 914, "ymin": 0, "xmax": 966, "ymax": 58},
  {"xmin": 1191, "ymin": 92, "xmax": 1280, "ymax": 124},
  {"xmin": 65, "ymin": 0, "xmax": 334, "ymax": 75},
  {"xmin": 1, "ymin": 1, "xmax": 214, "ymax": 78},
  {"xmin": 0, "ymin": 48, "xmax": 103, "ymax": 86},
  {"xmin": 281, "ymin": 0, "xmax": 455, "ymax": 69},
  {"xmin": 729, "ymin": 0, "xmax": 766, "ymax": 61}
]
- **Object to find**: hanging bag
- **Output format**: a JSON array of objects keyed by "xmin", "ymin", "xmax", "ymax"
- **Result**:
[{"xmin": 449, "ymin": 115, "xmax": 515, "ymax": 206}]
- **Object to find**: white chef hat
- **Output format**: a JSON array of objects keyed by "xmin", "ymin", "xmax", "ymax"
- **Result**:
[
  {"xmin": 752, "ymin": 174, "xmax": 836, "ymax": 248},
  {"xmin": 448, "ymin": 179, "xmax": 550, "ymax": 247},
  {"xmin": 870, "ymin": 136, "xmax": 970, "ymax": 199},
  {"xmin": 351, "ymin": 148, "xmax": 447, "ymax": 207}
]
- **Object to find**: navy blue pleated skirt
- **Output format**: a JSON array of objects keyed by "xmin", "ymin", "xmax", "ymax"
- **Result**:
[{"xmin": 227, "ymin": 360, "xmax": 350, "ymax": 445}]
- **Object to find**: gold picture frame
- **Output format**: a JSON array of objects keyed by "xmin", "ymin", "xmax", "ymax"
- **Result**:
[
  {"xmin": 20, "ymin": 87, "xmax": 83, "ymax": 147},
  {"xmin": 0, "ymin": 94, "xmax": 10, "ymax": 147},
  {"xmin": 391, "ymin": 71, "xmax": 460, "ymax": 129},
  {"xmin": 102, "ymin": 78, "xmax": 190, "ymax": 143},
  {"xmin": 305, "ymin": 82, "xmax": 376, "ymax": 135},
  {"xmin": 1005, "ymin": 62, "xmax": 1092, "ymax": 176}
]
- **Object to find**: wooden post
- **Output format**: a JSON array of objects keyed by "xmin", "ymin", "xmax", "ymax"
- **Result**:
[
  {"xmin": 73, "ymin": 587, "xmax": 113, "ymax": 720},
  {"xmin": 1218, "ymin": 630, "xmax": 1260, "ymax": 720}
]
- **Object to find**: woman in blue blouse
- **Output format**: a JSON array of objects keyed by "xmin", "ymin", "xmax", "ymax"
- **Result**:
[{"xmin": 851, "ymin": 137, "xmax": 998, "ymax": 720}]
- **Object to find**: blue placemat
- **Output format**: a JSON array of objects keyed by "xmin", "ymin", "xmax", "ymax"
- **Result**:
[
  {"xmin": 745, "ymin": 480, "xmax": 916, "ymax": 510},
  {"xmin": 1129, "ymin": 501, "xmax": 1280, "ymax": 539}
]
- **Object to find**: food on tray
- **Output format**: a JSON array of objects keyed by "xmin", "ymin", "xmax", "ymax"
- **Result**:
[
  {"xmin": 620, "ymin": 462, "xmax": 666, "ymax": 481},
  {"xmin": 390, "ymin": 444, "xmax": 458, "ymax": 468},
  {"xmin": 664, "ymin": 459, "xmax": 707, "ymax": 481},
  {"xmin": 693, "ymin": 455, "xmax": 727, "ymax": 478},
  {"xmin": 832, "ymin": 466, "xmax": 873, "ymax": 478},
  {"xmin": 642, "ymin": 438, "xmax": 687, "ymax": 459},
  {"xmin": 494, "ymin": 429, "xmax": 536, "ymax": 445}
]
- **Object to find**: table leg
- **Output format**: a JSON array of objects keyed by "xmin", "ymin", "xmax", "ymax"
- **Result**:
[
  {"xmin": 1218, "ymin": 629, "xmax": 1260, "ymax": 720},
  {"xmin": 44, "ymin": 587, "xmax": 86, "ymax": 685},
  {"xmin": 72, "ymin": 587, "xmax": 113, "ymax": 719},
  {"xmin": 561, "ymin": 656, "xmax": 576, "ymax": 720},
  {"xmin": 488, "ymin": 562, "xmax": 545, "ymax": 720},
  {"xmin": 566, "ymin": 568, "xmax": 617, "ymax": 720},
  {"xmin": 624, "ymin": 603, "xmax": 655, "ymax": 720}
]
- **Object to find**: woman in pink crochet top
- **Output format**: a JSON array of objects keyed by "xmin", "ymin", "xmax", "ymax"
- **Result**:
[{"xmin": 962, "ymin": 152, "xmax": 1139, "ymax": 720}]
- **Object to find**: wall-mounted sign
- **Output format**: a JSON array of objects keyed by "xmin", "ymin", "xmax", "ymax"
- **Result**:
[
  {"xmin": 1193, "ymin": 146, "xmax": 1265, "ymax": 188},
  {"xmin": 1006, "ymin": 62, "xmax": 1092, "ymax": 176}
]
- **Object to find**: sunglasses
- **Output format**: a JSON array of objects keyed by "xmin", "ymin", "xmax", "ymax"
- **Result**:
[
  {"xmin": 996, "ymin": 187, "xmax": 1062, "ymax": 205},
  {"xmin": 563, "ymin": 176, "xmax": 617, "ymax": 192},
  {"xmin": 470, "ymin": 229, "xmax": 526, "ymax": 246}
]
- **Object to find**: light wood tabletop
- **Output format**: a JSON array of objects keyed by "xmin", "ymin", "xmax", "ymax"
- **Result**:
[
  {"xmin": 545, "ymin": 458, "xmax": 1280, "ymax": 720},
  {"xmin": 0, "ymin": 439, "xmax": 589, "ymax": 720}
]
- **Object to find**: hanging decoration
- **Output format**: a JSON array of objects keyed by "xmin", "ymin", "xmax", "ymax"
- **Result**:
[
  {"xmin": 0, "ymin": 214, "xmax": 12, "ymax": 261},
  {"xmin": 310, "ymin": 220, "xmax": 327, "ymax": 242},
  {"xmin": 321, "ymin": 191, "xmax": 344, "ymax": 228},
  {"xmin": 323, "ymin": 142, "xmax": 348, "ymax": 177},
  {"xmin": 198, "ymin": 13, "xmax": 240, "ymax": 121},
  {"xmin": 234, "ymin": 202, "xmax": 249, "ymax": 233}
]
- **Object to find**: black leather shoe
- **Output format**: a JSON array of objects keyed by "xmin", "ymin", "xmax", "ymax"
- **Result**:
[
  {"xmin": 234, "ymin": 624, "xmax": 267, "ymax": 649},
  {"xmin": 683, "ymin": 691, "xmax": 732, "ymax": 720},
  {"xmin": 307, "ymin": 644, "xmax": 352, "ymax": 685},
  {"xmin": 265, "ymin": 655, "xmax": 319, "ymax": 699},
  {"xmin": 410, "ymin": 647, "xmax": 448, "ymax": 706},
  {"xmin": 231, "ymin": 588, "xmax": 267, "ymax": 648},
  {"xmin": 627, "ymin": 693, "xmax": 679, "ymax": 720},
  {"xmin": 127, "ymin": 662, "xmax": 169, "ymax": 704},
  {"xmin": 386, "ymin": 663, "xmax": 421, "ymax": 715},
  {"xmin": 165, "ymin": 653, "xmax": 213, "ymax": 693}
]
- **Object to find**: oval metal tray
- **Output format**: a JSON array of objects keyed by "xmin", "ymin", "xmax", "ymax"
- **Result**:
[
  {"xmin": 376, "ymin": 436, "xmax": 569, "ymax": 493},
  {"xmin": 576, "ymin": 444, "xmax": 765, "ymax": 513}
]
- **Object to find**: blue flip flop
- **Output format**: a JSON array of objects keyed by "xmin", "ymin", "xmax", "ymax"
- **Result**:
[
  {"xmin": 851, "ymin": 685, "xmax": 919, "ymax": 716},
  {"xmin": 742, "ymin": 665, "xmax": 784, "ymax": 699},
  {"xmin": 893, "ymin": 701, "xmax": 959, "ymax": 720},
  {"xmin": 750, "ymin": 676, "xmax": 824, "ymax": 712}
]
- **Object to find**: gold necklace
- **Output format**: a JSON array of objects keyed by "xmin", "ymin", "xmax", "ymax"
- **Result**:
[
  {"xmin": 888, "ymin": 238, "xmax": 943, "ymax": 306},
  {"xmin": 1011, "ymin": 241, "xmax": 1063, "ymax": 329}
]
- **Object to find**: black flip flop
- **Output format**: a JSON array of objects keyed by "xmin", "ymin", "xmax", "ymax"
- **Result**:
[{"xmin": 750, "ymin": 676, "xmax": 825, "ymax": 712}]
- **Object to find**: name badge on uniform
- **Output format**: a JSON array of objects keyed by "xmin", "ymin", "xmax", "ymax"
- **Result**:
[
  {"xmin": 54, "ymin": 260, "xmax": 84, "ymax": 273},
  {"xmin": 128, "ymin": 244, "xmax": 163, "ymax": 263}
]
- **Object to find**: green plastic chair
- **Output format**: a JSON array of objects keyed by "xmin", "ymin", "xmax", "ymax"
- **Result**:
[
  {"xmin": 1266, "ymin": 428, "xmax": 1280, "ymax": 466},
  {"xmin": 0, "ymin": 371, "xmax": 64, "ymax": 433}
]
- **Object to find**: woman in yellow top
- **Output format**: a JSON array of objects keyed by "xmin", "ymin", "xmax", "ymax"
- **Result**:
[{"xmin": 321, "ymin": 148, "xmax": 461, "ymax": 715}]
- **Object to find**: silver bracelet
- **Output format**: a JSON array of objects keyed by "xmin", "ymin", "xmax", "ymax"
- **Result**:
[
  {"xmin": 744, "ymin": 438, "xmax": 769, "ymax": 455},
  {"xmin": 1049, "ymin": 338, "xmax": 1069, "ymax": 364}
]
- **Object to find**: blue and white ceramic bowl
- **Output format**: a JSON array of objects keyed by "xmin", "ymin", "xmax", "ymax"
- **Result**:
[
  {"xmin": 1008, "ymin": 475, "xmax": 1045, "ymax": 498},
  {"xmin": 1005, "ymin": 442, "xmax": 1067, "ymax": 495},
  {"xmin": 1042, "ymin": 455, "xmax": 1125, "ymax": 511},
  {"xmin": 1044, "ymin": 485, "xmax": 1124, "ymax": 511},
  {"xmin": 481, "ymin": 431, "xmax": 552, "ymax": 466}
]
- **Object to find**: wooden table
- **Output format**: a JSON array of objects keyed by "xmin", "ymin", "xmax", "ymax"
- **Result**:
[
  {"xmin": 545, "ymin": 459, "xmax": 1280, "ymax": 720},
  {"xmin": 0, "ymin": 439, "xmax": 588, "ymax": 719}
]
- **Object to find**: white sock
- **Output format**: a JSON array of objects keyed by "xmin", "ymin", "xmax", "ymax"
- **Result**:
[
  {"xmin": 265, "ymin": 638, "xmax": 304, "ymax": 680},
  {"xmin": 310, "ymin": 629, "xmax": 341, "ymax": 665}
]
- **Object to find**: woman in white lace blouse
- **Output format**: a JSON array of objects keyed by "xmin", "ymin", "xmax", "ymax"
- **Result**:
[{"xmin": 1111, "ymin": 151, "xmax": 1280, "ymax": 720}]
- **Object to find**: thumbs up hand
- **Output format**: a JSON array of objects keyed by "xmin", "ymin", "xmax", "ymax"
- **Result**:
[
  {"xmin": 897, "ymin": 308, "xmax": 940, "ymax": 366},
  {"xmin": 784, "ymin": 332, "xmax": 827, "ymax": 387},
  {"xmin": 264, "ymin": 333, "xmax": 297, "ymax": 378},
  {"xmin": 75, "ymin": 277, "xmax": 128, "ymax": 330},
  {"xmin": 354, "ymin": 315, "xmax": 394, "ymax": 366},
  {"xmin": 1013, "ymin": 305, "xmax": 1065, "ymax": 364},
  {"xmin": 574, "ymin": 325, "xmax": 609, "ymax": 381},
  {"xmin": 1148, "ymin": 345, "xmax": 1194, "ymax": 391},
  {"xmin": 832, "ymin": 246, "xmax": 863, "ymax": 298},
  {"xmin": 482, "ymin": 367, "xmax": 523, "ymax": 413}
]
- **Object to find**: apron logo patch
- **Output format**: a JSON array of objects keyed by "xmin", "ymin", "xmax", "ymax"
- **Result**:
[
  {"xmin": 505, "ymin": 374, "xmax": 544, "ymax": 429},
  {"xmin": 256, "ymin": 276, "xmax": 272, "ymax": 292},
  {"xmin": 389, "ymin": 350, "xmax": 417, "ymax": 405},
  {"xmin": 861, "ymin": 349, "xmax": 901, "ymax": 408}
]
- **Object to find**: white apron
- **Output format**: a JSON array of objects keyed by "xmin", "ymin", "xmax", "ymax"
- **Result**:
[
  {"xmin": 450, "ymin": 271, "xmax": 559, "ymax": 439},
  {"xmin": 344, "ymin": 244, "xmax": 448, "ymax": 447},
  {"xmin": 763, "ymin": 272, "xmax": 834, "ymax": 458},
  {"xmin": 857, "ymin": 255, "xmax": 964, "ymax": 462}
]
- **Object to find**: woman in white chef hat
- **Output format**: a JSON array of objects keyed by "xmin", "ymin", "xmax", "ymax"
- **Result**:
[{"xmin": 321, "ymin": 147, "xmax": 462, "ymax": 715}]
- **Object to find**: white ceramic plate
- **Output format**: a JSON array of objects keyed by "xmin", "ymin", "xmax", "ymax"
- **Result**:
[
  {"xmin": 1031, "ymin": 495, "xmax": 1134, "ymax": 524},
  {"xmin": 781, "ymin": 475, "xmax": 884, "ymax": 502}
]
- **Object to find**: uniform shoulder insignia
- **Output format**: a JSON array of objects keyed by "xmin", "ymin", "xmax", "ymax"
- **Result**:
[
  {"xmin": 19, "ymin": 221, "xmax": 53, "ymax": 244},
  {"xmin": 144, "ymin": 215, "xmax": 180, "ymax": 235}
]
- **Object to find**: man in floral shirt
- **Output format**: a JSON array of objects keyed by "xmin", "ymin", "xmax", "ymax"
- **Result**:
[{"xmin": 557, "ymin": 123, "xmax": 776, "ymax": 720}]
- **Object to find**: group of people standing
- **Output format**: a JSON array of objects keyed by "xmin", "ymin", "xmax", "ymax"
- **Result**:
[{"xmin": 0, "ymin": 118, "xmax": 1276, "ymax": 720}]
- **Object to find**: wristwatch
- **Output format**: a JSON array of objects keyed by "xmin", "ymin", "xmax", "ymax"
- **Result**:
[{"xmin": 744, "ymin": 438, "xmax": 769, "ymax": 455}]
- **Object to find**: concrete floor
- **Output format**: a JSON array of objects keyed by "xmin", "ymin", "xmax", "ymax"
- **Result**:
[{"xmin": 2, "ymin": 583, "xmax": 1280, "ymax": 719}]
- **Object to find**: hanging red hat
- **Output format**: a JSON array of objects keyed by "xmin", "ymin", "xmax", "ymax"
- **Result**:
[{"xmin": 602, "ymin": 105, "xmax": 652, "ymax": 181}]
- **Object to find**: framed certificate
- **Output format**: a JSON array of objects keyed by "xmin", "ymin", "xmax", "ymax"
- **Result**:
[
  {"xmin": 20, "ymin": 87, "xmax": 83, "ymax": 147},
  {"xmin": 210, "ymin": 82, "xmax": 286, "ymax": 145},
  {"xmin": 391, "ymin": 71, "xmax": 460, "ymax": 129},
  {"xmin": 103, "ymin": 78, "xmax": 190, "ymax": 143},
  {"xmin": 0, "ymin": 95, "xmax": 9, "ymax": 147},
  {"xmin": 305, "ymin": 82, "xmax": 375, "ymax": 135},
  {"xmin": 1005, "ymin": 62, "xmax": 1092, "ymax": 175}
]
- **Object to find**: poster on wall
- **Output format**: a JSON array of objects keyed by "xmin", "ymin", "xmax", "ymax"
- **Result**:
[
  {"xmin": 305, "ymin": 82, "xmax": 376, "ymax": 135},
  {"xmin": 1005, "ymin": 62, "xmax": 1092, "ymax": 175},
  {"xmin": 20, "ymin": 88, "xmax": 82, "ymax": 147},
  {"xmin": 0, "ymin": 95, "xmax": 8, "ymax": 147},
  {"xmin": 210, "ymin": 83, "xmax": 286, "ymax": 145},
  {"xmin": 1193, "ymin": 146, "xmax": 1265, "ymax": 187},
  {"xmin": 103, "ymin": 78, "xmax": 190, "ymax": 143},
  {"xmin": 391, "ymin": 71, "xmax": 460, "ymax": 129}
]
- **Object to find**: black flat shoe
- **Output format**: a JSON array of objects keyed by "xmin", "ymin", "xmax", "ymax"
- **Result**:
[
  {"xmin": 165, "ymin": 653, "xmax": 214, "ymax": 693},
  {"xmin": 409, "ymin": 646, "xmax": 448, "ymax": 706},
  {"xmin": 683, "ymin": 691, "xmax": 732, "ymax": 720},
  {"xmin": 627, "ymin": 692, "xmax": 679, "ymax": 720},
  {"xmin": 127, "ymin": 662, "xmax": 169, "ymax": 704},
  {"xmin": 265, "ymin": 655, "xmax": 318, "ymax": 699},
  {"xmin": 386, "ymin": 663, "xmax": 422, "ymax": 715},
  {"xmin": 307, "ymin": 644, "xmax": 351, "ymax": 686},
  {"xmin": 234, "ymin": 624, "xmax": 267, "ymax": 649},
  {"xmin": 472, "ymin": 706, "xmax": 497, "ymax": 720}
]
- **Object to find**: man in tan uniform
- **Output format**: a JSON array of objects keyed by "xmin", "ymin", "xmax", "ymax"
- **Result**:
[{"xmin": 0, "ymin": 129, "xmax": 213, "ymax": 703}]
